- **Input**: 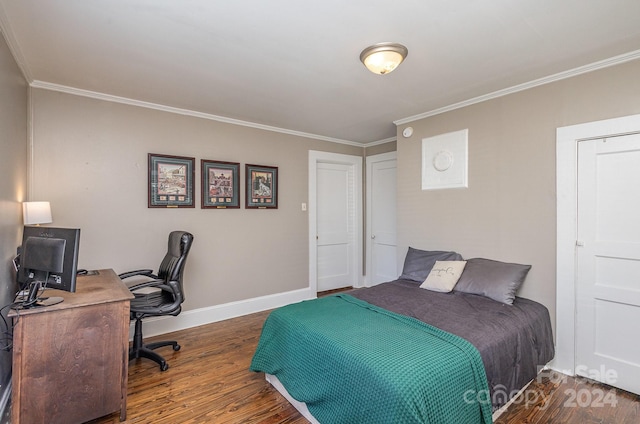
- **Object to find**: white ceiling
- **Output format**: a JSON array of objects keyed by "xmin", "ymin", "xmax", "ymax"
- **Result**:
[{"xmin": 1, "ymin": 0, "xmax": 640, "ymax": 145}]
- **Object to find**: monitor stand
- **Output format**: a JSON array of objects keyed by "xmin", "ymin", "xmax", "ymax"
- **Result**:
[{"xmin": 35, "ymin": 296, "xmax": 64, "ymax": 307}]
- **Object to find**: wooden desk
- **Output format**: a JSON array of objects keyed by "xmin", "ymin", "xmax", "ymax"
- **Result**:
[{"xmin": 9, "ymin": 269, "xmax": 134, "ymax": 424}]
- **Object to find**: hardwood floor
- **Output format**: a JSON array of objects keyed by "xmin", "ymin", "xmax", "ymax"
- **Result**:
[
  {"xmin": 89, "ymin": 309, "xmax": 640, "ymax": 424},
  {"xmin": 89, "ymin": 310, "xmax": 307, "ymax": 424},
  {"xmin": 494, "ymin": 372, "xmax": 640, "ymax": 423}
]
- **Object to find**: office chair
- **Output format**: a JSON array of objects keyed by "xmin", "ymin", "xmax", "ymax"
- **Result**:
[{"xmin": 119, "ymin": 230, "xmax": 194, "ymax": 371}]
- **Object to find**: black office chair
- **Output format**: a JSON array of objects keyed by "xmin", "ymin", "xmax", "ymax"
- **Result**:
[{"xmin": 119, "ymin": 231, "xmax": 194, "ymax": 371}]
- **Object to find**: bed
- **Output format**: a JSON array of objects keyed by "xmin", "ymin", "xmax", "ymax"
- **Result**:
[{"xmin": 250, "ymin": 248, "xmax": 555, "ymax": 423}]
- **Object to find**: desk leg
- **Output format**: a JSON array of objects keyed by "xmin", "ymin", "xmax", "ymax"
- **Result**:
[{"xmin": 120, "ymin": 301, "xmax": 130, "ymax": 422}]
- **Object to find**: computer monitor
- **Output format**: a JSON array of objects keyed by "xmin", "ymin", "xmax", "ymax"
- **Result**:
[{"xmin": 17, "ymin": 226, "xmax": 81, "ymax": 293}]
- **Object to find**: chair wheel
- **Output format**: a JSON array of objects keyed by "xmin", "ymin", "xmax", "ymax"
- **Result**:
[
  {"xmin": 160, "ymin": 363, "xmax": 169, "ymax": 371},
  {"xmin": 173, "ymin": 344, "xmax": 181, "ymax": 351}
]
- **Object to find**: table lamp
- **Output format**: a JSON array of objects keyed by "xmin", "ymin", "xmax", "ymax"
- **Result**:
[{"xmin": 22, "ymin": 201, "xmax": 52, "ymax": 225}]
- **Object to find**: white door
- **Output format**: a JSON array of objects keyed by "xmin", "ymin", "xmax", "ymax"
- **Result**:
[
  {"xmin": 576, "ymin": 133, "xmax": 640, "ymax": 395},
  {"xmin": 366, "ymin": 152, "xmax": 397, "ymax": 285},
  {"xmin": 313, "ymin": 156, "xmax": 361, "ymax": 292}
]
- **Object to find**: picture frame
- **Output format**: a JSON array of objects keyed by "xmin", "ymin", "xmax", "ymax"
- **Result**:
[
  {"xmin": 245, "ymin": 164, "xmax": 278, "ymax": 209},
  {"xmin": 148, "ymin": 153, "xmax": 195, "ymax": 208},
  {"xmin": 201, "ymin": 160, "xmax": 240, "ymax": 208}
]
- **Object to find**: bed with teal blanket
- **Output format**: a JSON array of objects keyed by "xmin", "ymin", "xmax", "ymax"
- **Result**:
[
  {"xmin": 250, "ymin": 275, "xmax": 555, "ymax": 423},
  {"xmin": 251, "ymin": 294, "xmax": 493, "ymax": 424}
]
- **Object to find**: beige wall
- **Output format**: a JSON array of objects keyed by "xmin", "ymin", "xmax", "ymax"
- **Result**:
[
  {"xmin": 396, "ymin": 59, "xmax": 640, "ymax": 335},
  {"xmin": 23, "ymin": 47, "xmax": 640, "ymax": 341},
  {"xmin": 0, "ymin": 30, "xmax": 27, "ymax": 405},
  {"xmin": 30, "ymin": 89, "xmax": 362, "ymax": 311},
  {"xmin": 365, "ymin": 141, "xmax": 396, "ymax": 156}
]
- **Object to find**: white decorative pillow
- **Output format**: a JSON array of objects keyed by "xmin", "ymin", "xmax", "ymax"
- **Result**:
[
  {"xmin": 420, "ymin": 260, "xmax": 467, "ymax": 293},
  {"xmin": 399, "ymin": 247, "xmax": 463, "ymax": 283}
]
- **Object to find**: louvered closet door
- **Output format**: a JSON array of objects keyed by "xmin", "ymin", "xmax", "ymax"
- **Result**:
[{"xmin": 316, "ymin": 162, "xmax": 357, "ymax": 292}]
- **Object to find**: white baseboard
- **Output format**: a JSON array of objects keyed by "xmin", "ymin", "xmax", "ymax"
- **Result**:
[{"xmin": 131, "ymin": 286, "xmax": 317, "ymax": 339}]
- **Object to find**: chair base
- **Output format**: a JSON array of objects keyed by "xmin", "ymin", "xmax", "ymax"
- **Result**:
[
  {"xmin": 129, "ymin": 342, "xmax": 180, "ymax": 371},
  {"xmin": 129, "ymin": 317, "xmax": 181, "ymax": 371}
]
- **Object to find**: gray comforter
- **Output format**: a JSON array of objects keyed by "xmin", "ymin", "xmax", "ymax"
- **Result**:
[{"xmin": 349, "ymin": 279, "xmax": 555, "ymax": 410}]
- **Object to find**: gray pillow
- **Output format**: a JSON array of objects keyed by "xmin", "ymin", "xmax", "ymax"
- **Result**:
[
  {"xmin": 399, "ymin": 247, "xmax": 463, "ymax": 283},
  {"xmin": 454, "ymin": 258, "xmax": 531, "ymax": 305}
]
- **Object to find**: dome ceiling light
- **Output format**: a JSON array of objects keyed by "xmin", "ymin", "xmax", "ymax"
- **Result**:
[{"xmin": 359, "ymin": 42, "xmax": 408, "ymax": 75}]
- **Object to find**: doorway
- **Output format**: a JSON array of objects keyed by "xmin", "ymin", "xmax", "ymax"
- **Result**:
[
  {"xmin": 556, "ymin": 114, "xmax": 640, "ymax": 395},
  {"xmin": 308, "ymin": 151, "xmax": 362, "ymax": 293},
  {"xmin": 366, "ymin": 152, "xmax": 397, "ymax": 286},
  {"xmin": 575, "ymin": 134, "xmax": 640, "ymax": 395}
]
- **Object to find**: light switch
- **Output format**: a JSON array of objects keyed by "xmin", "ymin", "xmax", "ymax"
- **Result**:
[{"xmin": 301, "ymin": 203, "xmax": 307, "ymax": 211}]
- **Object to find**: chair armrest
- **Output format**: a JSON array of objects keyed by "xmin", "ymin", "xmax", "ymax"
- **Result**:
[
  {"xmin": 128, "ymin": 279, "xmax": 183, "ymax": 316},
  {"xmin": 166, "ymin": 279, "xmax": 184, "ymax": 304},
  {"xmin": 153, "ymin": 280, "xmax": 183, "ymax": 314},
  {"xmin": 118, "ymin": 269, "xmax": 157, "ymax": 280},
  {"xmin": 128, "ymin": 279, "xmax": 172, "ymax": 293}
]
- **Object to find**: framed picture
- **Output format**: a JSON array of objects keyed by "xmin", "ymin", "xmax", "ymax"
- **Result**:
[
  {"xmin": 201, "ymin": 160, "xmax": 240, "ymax": 208},
  {"xmin": 148, "ymin": 153, "xmax": 195, "ymax": 208},
  {"xmin": 245, "ymin": 164, "xmax": 278, "ymax": 209}
]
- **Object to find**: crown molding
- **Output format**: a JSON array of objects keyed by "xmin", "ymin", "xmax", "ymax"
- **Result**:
[
  {"xmin": 19, "ymin": 45, "xmax": 640, "ymax": 146},
  {"xmin": 0, "ymin": 3, "xmax": 33, "ymax": 82},
  {"xmin": 29, "ymin": 80, "xmax": 365, "ymax": 147},
  {"xmin": 394, "ymin": 49, "xmax": 640, "ymax": 126},
  {"xmin": 364, "ymin": 136, "xmax": 396, "ymax": 148}
]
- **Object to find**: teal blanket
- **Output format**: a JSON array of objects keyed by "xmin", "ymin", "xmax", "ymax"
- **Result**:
[{"xmin": 250, "ymin": 295, "xmax": 492, "ymax": 424}]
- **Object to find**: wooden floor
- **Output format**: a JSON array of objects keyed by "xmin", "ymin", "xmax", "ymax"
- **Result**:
[
  {"xmin": 494, "ymin": 373, "xmax": 640, "ymax": 423},
  {"xmin": 90, "ymin": 309, "xmax": 640, "ymax": 424}
]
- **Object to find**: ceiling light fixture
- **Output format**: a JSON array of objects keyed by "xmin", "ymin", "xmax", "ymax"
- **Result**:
[{"xmin": 360, "ymin": 42, "xmax": 408, "ymax": 75}]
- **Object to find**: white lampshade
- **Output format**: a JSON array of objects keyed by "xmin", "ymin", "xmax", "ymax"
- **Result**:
[
  {"xmin": 23, "ymin": 201, "xmax": 53, "ymax": 225},
  {"xmin": 360, "ymin": 42, "xmax": 408, "ymax": 75}
]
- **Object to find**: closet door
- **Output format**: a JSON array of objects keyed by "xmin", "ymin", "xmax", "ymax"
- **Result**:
[
  {"xmin": 576, "ymin": 133, "xmax": 640, "ymax": 395},
  {"xmin": 316, "ymin": 162, "xmax": 357, "ymax": 291},
  {"xmin": 309, "ymin": 151, "xmax": 362, "ymax": 292},
  {"xmin": 366, "ymin": 152, "xmax": 397, "ymax": 286}
]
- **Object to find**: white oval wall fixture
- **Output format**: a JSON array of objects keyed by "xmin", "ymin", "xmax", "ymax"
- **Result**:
[
  {"xmin": 433, "ymin": 150, "xmax": 454, "ymax": 171},
  {"xmin": 402, "ymin": 127, "xmax": 414, "ymax": 138}
]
